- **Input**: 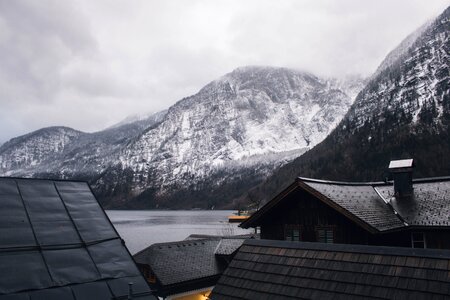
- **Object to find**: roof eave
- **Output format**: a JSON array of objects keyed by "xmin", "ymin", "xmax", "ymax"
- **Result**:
[
  {"xmin": 157, "ymin": 274, "xmax": 221, "ymax": 297},
  {"xmin": 240, "ymin": 179, "xmax": 301, "ymax": 228}
]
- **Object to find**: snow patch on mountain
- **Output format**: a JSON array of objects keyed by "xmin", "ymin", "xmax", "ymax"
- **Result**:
[
  {"xmin": 346, "ymin": 9, "xmax": 449, "ymax": 132},
  {"xmin": 0, "ymin": 127, "xmax": 82, "ymax": 174},
  {"xmin": 0, "ymin": 66, "xmax": 357, "ymax": 207},
  {"xmin": 116, "ymin": 66, "xmax": 353, "ymax": 191}
]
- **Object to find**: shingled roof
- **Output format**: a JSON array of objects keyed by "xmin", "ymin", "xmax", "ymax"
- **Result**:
[
  {"xmin": 241, "ymin": 176, "xmax": 450, "ymax": 232},
  {"xmin": 375, "ymin": 178, "xmax": 450, "ymax": 227},
  {"xmin": 0, "ymin": 178, "xmax": 155, "ymax": 300},
  {"xmin": 134, "ymin": 236, "xmax": 249, "ymax": 297},
  {"xmin": 210, "ymin": 239, "xmax": 450, "ymax": 300},
  {"xmin": 134, "ymin": 238, "xmax": 224, "ymax": 288}
]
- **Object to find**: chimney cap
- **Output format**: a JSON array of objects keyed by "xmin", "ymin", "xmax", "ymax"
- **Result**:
[{"xmin": 389, "ymin": 159, "xmax": 414, "ymax": 170}]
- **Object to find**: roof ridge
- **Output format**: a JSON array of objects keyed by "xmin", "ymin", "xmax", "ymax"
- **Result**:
[
  {"xmin": 298, "ymin": 175, "xmax": 450, "ymax": 186},
  {"xmin": 244, "ymin": 239, "xmax": 450, "ymax": 259},
  {"xmin": 0, "ymin": 176, "xmax": 89, "ymax": 183},
  {"xmin": 150, "ymin": 238, "xmax": 220, "ymax": 248},
  {"xmin": 297, "ymin": 177, "xmax": 384, "ymax": 186}
]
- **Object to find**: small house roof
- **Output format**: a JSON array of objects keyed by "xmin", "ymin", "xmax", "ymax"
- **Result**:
[
  {"xmin": 134, "ymin": 235, "xmax": 248, "ymax": 296},
  {"xmin": 241, "ymin": 176, "xmax": 450, "ymax": 232},
  {"xmin": 134, "ymin": 238, "xmax": 224, "ymax": 288},
  {"xmin": 0, "ymin": 177, "xmax": 155, "ymax": 300},
  {"xmin": 210, "ymin": 239, "xmax": 450, "ymax": 300}
]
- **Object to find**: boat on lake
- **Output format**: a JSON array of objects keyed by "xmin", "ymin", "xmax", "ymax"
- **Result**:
[{"xmin": 228, "ymin": 210, "xmax": 253, "ymax": 223}]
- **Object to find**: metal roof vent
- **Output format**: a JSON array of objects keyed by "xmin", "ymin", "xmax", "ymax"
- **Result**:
[{"xmin": 389, "ymin": 159, "xmax": 414, "ymax": 198}]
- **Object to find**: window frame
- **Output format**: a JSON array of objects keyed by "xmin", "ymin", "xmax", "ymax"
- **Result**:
[
  {"xmin": 315, "ymin": 225, "xmax": 336, "ymax": 243},
  {"xmin": 284, "ymin": 224, "xmax": 302, "ymax": 242},
  {"xmin": 411, "ymin": 232, "xmax": 427, "ymax": 248}
]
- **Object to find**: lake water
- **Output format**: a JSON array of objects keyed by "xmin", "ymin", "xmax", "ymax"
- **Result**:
[{"xmin": 106, "ymin": 210, "xmax": 254, "ymax": 254}]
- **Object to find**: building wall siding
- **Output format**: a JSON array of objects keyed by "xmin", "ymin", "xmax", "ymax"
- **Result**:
[{"xmin": 258, "ymin": 188, "xmax": 450, "ymax": 249}]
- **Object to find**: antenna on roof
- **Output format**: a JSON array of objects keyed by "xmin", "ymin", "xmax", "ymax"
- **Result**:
[{"xmin": 128, "ymin": 282, "xmax": 134, "ymax": 300}]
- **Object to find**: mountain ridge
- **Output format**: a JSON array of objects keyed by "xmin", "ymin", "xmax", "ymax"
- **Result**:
[
  {"xmin": 244, "ymin": 6, "xmax": 449, "ymax": 207},
  {"xmin": 0, "ymin": 66, "xmax": 359, "ymax": 208}
]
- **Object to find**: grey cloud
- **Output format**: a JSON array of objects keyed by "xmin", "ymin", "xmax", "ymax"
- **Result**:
[{"xmin": 0, "ymin": 0, "xmax": 448, "ymax": 143}]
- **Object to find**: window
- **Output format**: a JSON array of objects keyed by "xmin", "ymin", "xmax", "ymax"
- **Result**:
[
  {"xmin": 315, "ymin": 226, "xmax": 334, "ymax": 243},
  {"xmin": 148, "ymin": 273, "xmax": 157, "ymax": 284},
  {"xmin": 411, "ymin": 232, "xmax": 426, "ymax": 248},
  {"xmin": 142, "ymin": 267, "xmax": 157, "ymax": 283},
  {"xmin": 285, "ymin": 225, "xmax": 302, "ymax": 241},
  {"xmin": 255, "ymin": 226, "xmax": 261, "ymax": 234}
]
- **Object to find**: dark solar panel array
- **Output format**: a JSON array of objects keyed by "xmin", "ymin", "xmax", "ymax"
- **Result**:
[
  {"xmin": 211, "ymin": 239, "xmax": 450, "ymax": 300},
  {"xmin": 0, "ymin": 178, "xmax": 155, "ymax": 300}
]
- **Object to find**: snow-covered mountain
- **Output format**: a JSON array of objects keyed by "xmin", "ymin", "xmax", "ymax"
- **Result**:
[
  {"xmin": 0, "ymin": 110, "xmax": 166, "ymax": 177},
  {"xmin": 373, "ymin": 19, "xmax": 433, "ymax": 78},
  {"xmin": 326, "ymin": 74, "xmax": 368, "ymax": 102},
  {"xmin": 0, "ymin": 127, "xmax": 82, "ymax": 173},
  {"xmin": 346, "ymin": 10, "xmax": 448, "ymax": 133},
  {"xmin": 116, "ymin": 67, "xmax": 351, "ymax": 189},
  {"xmin": 0, "ymin": 66, "xmax": 357, "ymax": 208},
  {"xmin": 245, "ymin": 6, "xmax": 450, "ymax": 206}
]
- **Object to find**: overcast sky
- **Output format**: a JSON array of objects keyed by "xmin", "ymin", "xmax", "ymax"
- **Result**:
[{"xmin": 0, "ymin": 0, "xmax": 448, "ymax": 143}]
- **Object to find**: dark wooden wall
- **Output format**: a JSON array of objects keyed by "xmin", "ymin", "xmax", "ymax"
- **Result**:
[
  {"xmin": 258, "ymin": 188, "xmax": 450, "ymax": 250},
  {"xmin": 259, "ymin": 188, "xmax": 369, "ymax": 244}
]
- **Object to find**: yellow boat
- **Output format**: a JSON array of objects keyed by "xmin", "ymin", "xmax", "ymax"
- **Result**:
[{"xmin": 228, "ymin": 215, "xmax": 250, "ymax": 223}]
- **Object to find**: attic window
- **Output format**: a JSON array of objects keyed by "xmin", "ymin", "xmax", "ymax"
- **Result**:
[
  {"xmin": 315, "ymin": 226, "xmax": 335, "ymax": 243},
  {"xmin": 285, "ymin": 224, "xmax": 302, "ymax": 241},
  {"xmin": 411, "ymin": 232, "xmax": 427, "ymax": 248},
  {"xmin": 142, "ymin": 267, "xmax": 157, "ymax": 284}
]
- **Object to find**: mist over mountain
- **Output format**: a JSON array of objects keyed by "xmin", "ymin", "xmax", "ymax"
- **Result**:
[
  {"xmin": 3, "ymin": 4, "xmax": 447, "ymax": 210},
  {"xmin": 245, "ymin": 6, "xmax": 450, "ymax": 206},
  {"xmin": 0, "ymin": 66, "xmax": 358, "ymax": 208}
]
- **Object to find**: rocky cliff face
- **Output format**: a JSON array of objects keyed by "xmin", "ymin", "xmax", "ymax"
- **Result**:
[
  {"xmin": 0, "ymin": 127, "xmax": 82, "ymax": 174},
  {"xmin": 0, "ymin": 110, "xmax": 166, "ymax": 177},
  {"xmin": 115, "ymin": 67, "xmax": 352, "ymax": 192},
  {"xmin": 344, "ymin": 9, "xmax": 448, "ymax": 135},
  {"xmin": 0, "ymin": 66, "xmax": 357, "ymax": 208}
]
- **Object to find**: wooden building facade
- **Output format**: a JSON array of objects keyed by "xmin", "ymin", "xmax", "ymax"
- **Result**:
[{"xmin": 241, "ymin": 160, "xmax": 450, "ymax": 250}]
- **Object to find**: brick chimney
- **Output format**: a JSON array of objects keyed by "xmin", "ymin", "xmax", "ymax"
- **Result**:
[{"xmin": 389, "ymin": 159, "xmax": 414, "ymax": 198}]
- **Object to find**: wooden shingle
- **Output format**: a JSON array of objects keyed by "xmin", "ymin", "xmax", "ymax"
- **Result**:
[{"xmin": 210, "ymin": 239, "xmax": 450, "ymax": 300}]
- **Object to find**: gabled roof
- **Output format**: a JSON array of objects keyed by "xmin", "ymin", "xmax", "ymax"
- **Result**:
[
  {"xmin": 134, "ymin": 236, "xmax": 249, "ymax": 296},
  {"xmin": 210, "ymin": 239, "xmax": 450, "ymax": 300},
  {"xmin": 241, "ymin": 176, "xmax": 450, "ymax": 232},
  {"xmin": 134, "ymin": 238, "xmax": 224, "ymax": 289},
  {"xmin": 0, "ymin": 177, "xmax": 155, "ymax": 300},
  {"xmin": 302, "ymin": 179, "xmax": 405, "ymax": 232}
]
